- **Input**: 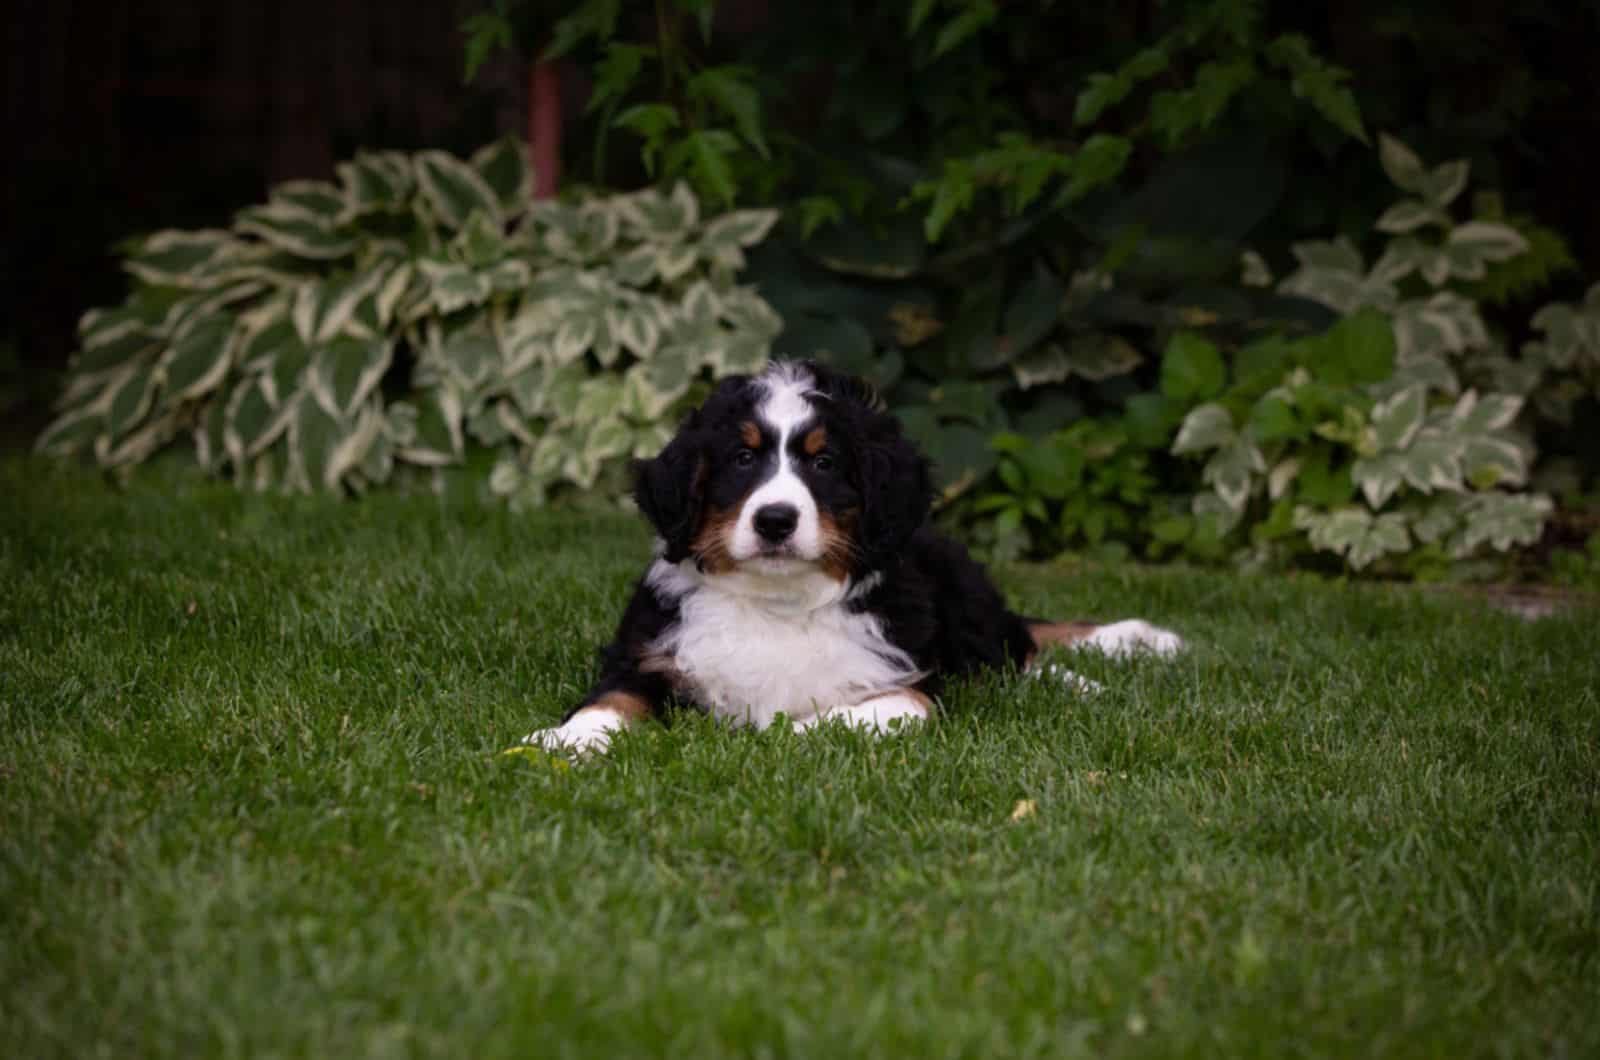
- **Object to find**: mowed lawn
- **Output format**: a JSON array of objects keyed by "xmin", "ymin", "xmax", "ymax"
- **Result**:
[{"xmin": 2, "ymin": 458, "xmax": 1597, "ymax": 1059}]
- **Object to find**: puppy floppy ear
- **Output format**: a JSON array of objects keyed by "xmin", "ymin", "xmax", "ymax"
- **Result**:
[
  {"xmin": 632, "ymin": 421, "xmax": 707, "ymax": 562},
  {"xmin": 859, "ymin": 414, "xmax": 934, "ymax": 567}
]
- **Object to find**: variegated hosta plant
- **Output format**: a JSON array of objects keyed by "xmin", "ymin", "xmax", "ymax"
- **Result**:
[{"xmin": 37, "ymin": 140, "xmax": 782, "ymax": 505}]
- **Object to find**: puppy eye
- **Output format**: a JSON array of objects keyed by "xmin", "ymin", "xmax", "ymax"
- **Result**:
[
  {"xmin": 812, "ymin": 454, "xmax": 835, "ymax": 472},
  {"xmin": 735, "ymin": 448, "xmax": 757, "ymax": 468}
]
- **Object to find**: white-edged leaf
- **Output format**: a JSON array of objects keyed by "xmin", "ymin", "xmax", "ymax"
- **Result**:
[
  {"xmin": 235, "ymin": 203, "xmax": 354, "ymax": 260},
  {"xmin": 1370, "ymin": 384, "xmax": 1426, "ymax": 451},
  {"xmin": 414, "ymin": 150, "xmax": 502, "ymax": 230},
  {"xmin": 159, "ymin": 314, "xmax": 235, "ymax": 402},
  {"xmin": 1377, "ymin": 133, "xmax": 1426, "ymax": 193},
  {"xmin": 1172, "ymin": 403, "xmax": 1235, "ymax": 454},
  {"xmin": 1375, "ymin": 200, "xmax": 1446, "ymax": 234}
]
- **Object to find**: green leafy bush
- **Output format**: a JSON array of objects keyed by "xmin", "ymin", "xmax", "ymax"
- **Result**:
[
  {"xmin": 955, "ymin": 135, "xmax": 1565, "ymax": 576},
  {"xmin": 38, "ymin": 141, "xmax": 780, "ymax": 502}
]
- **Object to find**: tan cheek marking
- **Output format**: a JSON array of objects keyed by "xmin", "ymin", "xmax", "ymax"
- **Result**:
[
  {"xmin": 816, "ymin": 508, "xmax": 859, "ymax": 583},
  {"xmin": 740, "ymin": 420, "xmax": 761, "ymax": 448},
  {"xmin": 578, "ymin": 690, "xmax": 653, "ymax": 722},
  {"xmin": 690, "ymin": 504, "xmax": 741, "ymax": 574},
  {"xmin": 802, "ymin": 426, "xmax": 827, "ymax": 456}
]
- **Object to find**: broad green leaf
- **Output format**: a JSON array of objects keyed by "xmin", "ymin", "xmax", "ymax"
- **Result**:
[
  {"xmin": 688, "ymin": 66, "xmax": 769, "ymax": 159},
  {"xmin": 1450, "ymin": 390, "xmax": 1523, "ymax": 434},
  {"xmin": 35, "ymin": 406, "xmax": 105, "ymax": 457},
  {"xmin": 1160, "ymin": 332, "xmax": 1226, "ymax": 400},
  {"xmin": 106, "ymin": 362, "xmax": 157, "ymax": 439},
  {"xmin": 1001, "ymin": 265, "xmax": 1061, "ymax": 361},
  {"xmin": 1203, "ymin": 439, "xmax": 1265, "ymax": 511},
  {"xmin": 1249, "ymin": 394, "xmax": 1300, "ymax": 442},
  {"xmin": 288, "ymin": 395, "xmax": 348, "ymax": 493},
  {"xmin": 1351, "ymin": 452, "xmax": 1405, "ymax": 507},
  {"xmin": 336, "ymin": 151, "xmax": 415, "ymax": 217}
]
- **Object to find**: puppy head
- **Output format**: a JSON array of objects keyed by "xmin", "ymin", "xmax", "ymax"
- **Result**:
[{"xmin": 632, "ymin": 361, "xmax": 932, "ymax": 580}]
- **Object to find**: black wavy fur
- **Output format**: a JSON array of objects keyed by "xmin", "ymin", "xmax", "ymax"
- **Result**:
[{"xmin": 566, "ymin": 361, "xmax": 1037, "ymax": 721}]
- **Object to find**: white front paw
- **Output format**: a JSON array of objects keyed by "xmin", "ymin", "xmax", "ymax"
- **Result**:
[
  {"xmin": 522, "ymin": 707, "xmax": 625, "ymax": 756},
  {"xmin": 1081, "ymin": 619, "xmax": 1184, "ymax": 659}
]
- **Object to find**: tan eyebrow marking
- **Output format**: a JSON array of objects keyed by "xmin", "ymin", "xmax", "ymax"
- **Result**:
[
  {"xmin": 802, "ymin": 425, "xmax": 827, "ymax": 455},
  {"xmin": 739, "ymin": 420, "xmax": 761, "ymax": 448}
]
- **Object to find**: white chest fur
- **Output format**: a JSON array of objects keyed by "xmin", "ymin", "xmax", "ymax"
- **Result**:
[{"xmin": 646, "ymin": 559, "xmax": 921, "ymax": 728}]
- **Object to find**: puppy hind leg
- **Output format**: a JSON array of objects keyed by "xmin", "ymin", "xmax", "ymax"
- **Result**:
[{"xmin": 795, "ymin": 689, "xmax": 933, "ymax": 734}]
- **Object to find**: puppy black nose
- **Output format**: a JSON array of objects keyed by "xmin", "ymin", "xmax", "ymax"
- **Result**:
[{"xmin": 753, "ymin": 503, "xmax": 799, "ymax": 543}]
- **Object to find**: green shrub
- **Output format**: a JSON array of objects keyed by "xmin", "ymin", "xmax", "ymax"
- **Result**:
[
  {"xmin": 37, "ymin": 141, "xmax": 780, "ymax": 503},
  {"xmin": 957, "ymin": 135, "xmax": 1567, "ymax": 576}
]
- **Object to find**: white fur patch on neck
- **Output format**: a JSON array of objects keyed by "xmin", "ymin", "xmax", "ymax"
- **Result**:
[{"xmin": 645, "ymin": 558, "xmax": 923, "ymax": 728}]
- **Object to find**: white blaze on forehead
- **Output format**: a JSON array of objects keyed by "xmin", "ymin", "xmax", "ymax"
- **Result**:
[
  {"xmin": 729, "ymin": 363, "xmax": 823, "ymax": 563},
  {"xmin": 754, "ymin": 362, "xmax": 817, "ymax": 434}
]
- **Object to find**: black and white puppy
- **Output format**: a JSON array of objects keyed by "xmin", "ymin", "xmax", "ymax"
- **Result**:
[{"xmin": 527, "ymin": 360, "xmax": 1182, "ymax": 754}]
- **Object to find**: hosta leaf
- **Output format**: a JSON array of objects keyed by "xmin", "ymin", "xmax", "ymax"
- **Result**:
[
  {"xmin": 620, "ymin": 352, "xmax": 694, "ymax": 421},
  {"xmin": 224, "ymin": 376, "xmax": 289, "ymax": 465},
  {"xmin": 106, "ymin": 362, "xmax": 158, "ymax": 440},
  {"xmin": 584, "ymin": 416, "xmax": 631, "ymax": 463},
  {"xmin": 337, "ymin": 151, "xmax": 414, "ymax": 218},
  {"xmin": 35, "ymin": 406, "xmax": 105, "ymax": 457},
  {"xmin": 542, "ymin": 360, "xmax": 591, "ymax": 425},
  {"xmin": 718, "ymin": 286, "xmax": 782, "ymax": 339},
  {"xmin": 396, "ymin": 387, "xmax": 465, "ymax": 467},
  {"xmin": 270, "ymin": 180, "xmax": 347, "ymax": 220},
  {"xmin": 1370, "ymin": 384, "xmax": 1426, "ymax": 451},
  {"xmin": 553, "ymin": 312, "xmax": 599, "ymax": 364},
  {"xmin": 100, "ymin": 412, "xmax": 178, "ymax": 468},
  {"xmin": 288, "ymin": 395, "xmax": 348, "ymax": 493},
  {"xmin": 418, "ymin": 260, "xmax": 493, "ymax": 314},
  {"xmin": 432, "ymin": 324, "xmax": 499, "ymax": 394},
  {"xmin": 710, "ymin": 333, "xmax": 770, "ymax": 376},
  {"xmin": 613, "ymin": 244, "xmax": 658, "ymax": 287},
  {"xmin": 160, "ymin": 314, "xmax": 235, "ymax": 402},
  {"xmin": 414, "ymin": 150, "xmax": 502, "ymax": 230},
  {"xmin": 308, "ymin": 338, "xmax": 392, "ymax": 419},
  {"xmin": 264, "ymin": 331, "xmax": 313, "ymax": 407},
  {"xmin": 314, "ymin": 269, "xmax": 388, "ymax": 342},
  {"xmin": 506, "ymin": 363, "xmax": 548, "ymax": 419},
  {"xmin": 615, "ymin": 301, "xmax": 662, "ymax": 358},
  {"xmin": 125, "ymin": 229, "xmax": 242, "ymax": 287},
  {"xmin": 1173, "ymin": 402, "xmax": 1235, "ymax": 455},
  {"xmin": 471, "ymin": 138, "xmax": 533, "ymax": 213},
  {"xmin": 656, "ymin": 242, "xmax": 699, "ymax": 283},
  {"xmin": 235, "ymin": 204, "xmax": 354, "ymax": 260}
]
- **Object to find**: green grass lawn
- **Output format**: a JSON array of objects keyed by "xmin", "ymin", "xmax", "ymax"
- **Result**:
[{"xmin": 3, "ymin": 458, "xmax": 1597, "ymax": 1059}]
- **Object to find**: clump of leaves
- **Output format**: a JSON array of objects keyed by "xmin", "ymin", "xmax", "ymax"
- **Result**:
[{"xmin": 38, "ymin": 141, "xmax": 780, "ymax": 503}]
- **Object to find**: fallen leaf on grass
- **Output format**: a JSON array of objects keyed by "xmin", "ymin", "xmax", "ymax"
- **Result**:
[{"xmin": 1009, "ymin": 799, "xmax": 1037, "ymax": 822}]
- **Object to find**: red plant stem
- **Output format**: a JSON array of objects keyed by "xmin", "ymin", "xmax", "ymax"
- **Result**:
[{"xmin": 528, "ymin": 58, "xmax": 561, "ymax": 200}]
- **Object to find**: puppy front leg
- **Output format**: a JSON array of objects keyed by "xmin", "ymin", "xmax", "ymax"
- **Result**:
[
  {"xmin": 794, "ymin": 688, "xmax": 934, "ymax": 734},
  {"xmin": 523, "ymin": 687, "xmax": 658, "ymax": 756}
]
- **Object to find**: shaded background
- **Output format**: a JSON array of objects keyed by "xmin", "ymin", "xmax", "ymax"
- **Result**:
[{"xmin": 5, "ymin": 0, "xmax": 1598, "ymax": 444}]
